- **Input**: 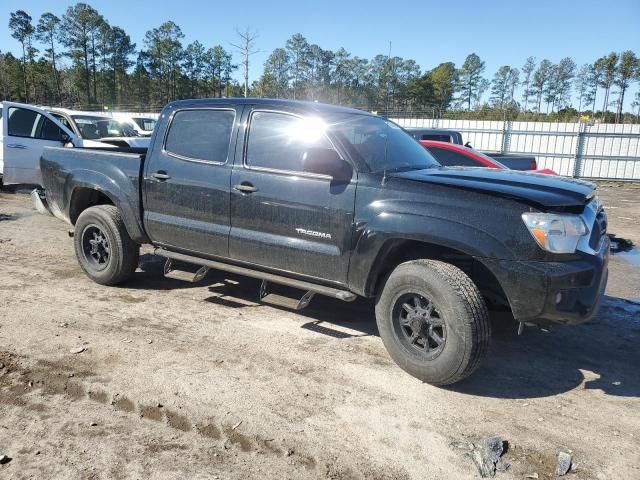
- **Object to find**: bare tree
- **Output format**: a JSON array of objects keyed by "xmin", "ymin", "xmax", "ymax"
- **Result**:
[{"xmin": 230, "ymin": 27, "xmax": 258, "ymax": 98}]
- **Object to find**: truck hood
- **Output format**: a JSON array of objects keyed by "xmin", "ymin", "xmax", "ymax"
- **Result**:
[{"xmin": 390, "ymin": 167, "xmax": 595, "ymax": 209}]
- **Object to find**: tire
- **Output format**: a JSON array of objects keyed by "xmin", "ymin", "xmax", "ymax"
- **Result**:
[
  {"xmin": 73, "ymin": 205, "xmax": 139, "ymax": 285},
  {"xmin": 375, "ymin": 260, "xmax": 490, "ymax": 386}
]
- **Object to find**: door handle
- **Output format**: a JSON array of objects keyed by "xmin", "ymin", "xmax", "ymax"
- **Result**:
[
  {"xmin": 234, "ymin": 183, "xmax": 258, "ymax": 193},
  {"xmin": 7, "ymin": 144, "xmax": 27, "ymax": 149},
  {"xmin": 152, "ymin": 172, "xmax": 171, "ymax": 180}
]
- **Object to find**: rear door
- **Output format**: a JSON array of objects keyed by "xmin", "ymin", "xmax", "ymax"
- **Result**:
[
  {"xmin": 143, "ymin": 106, "xmax": 241, "ymax": 258},
  {"xmin": 228, "ymin": 108, "xmax": 357, "ymax": 284},
  {"xmin": 2, "ymin": 102, "xmax": 75, "ymax": 185}
]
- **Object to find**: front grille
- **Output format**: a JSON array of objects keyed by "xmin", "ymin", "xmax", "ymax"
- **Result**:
[{"xmin": 588, "ymin": 209, "xmax": 607, "ymax": 250}]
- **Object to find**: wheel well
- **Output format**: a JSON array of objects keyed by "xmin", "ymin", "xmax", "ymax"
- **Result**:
[
  {"xmin": 69, "ymin": 188, "xmax": 114, "ymax": 225},
  {"xmin": 368, "ymin": 239, "xmax": 510, "ymax": 311}
]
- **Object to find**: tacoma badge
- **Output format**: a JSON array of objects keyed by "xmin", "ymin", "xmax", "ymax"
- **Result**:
[{"xmin": 296, "ymin": 228, "xmax": 332, "ymax": 240}]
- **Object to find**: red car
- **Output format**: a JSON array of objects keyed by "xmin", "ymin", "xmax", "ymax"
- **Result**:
[{"xmin": 420, "ymin": 140, "xmax": 556, "ymax": 175}]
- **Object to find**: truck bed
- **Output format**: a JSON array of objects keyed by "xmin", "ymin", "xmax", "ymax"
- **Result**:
[
  {"xmin": 486, "ymin": 153, "xmax": 536, "ymax": 171},
  {"xmin": 39, "ymin": 146, "xmax": 146, "ymax": 237}
]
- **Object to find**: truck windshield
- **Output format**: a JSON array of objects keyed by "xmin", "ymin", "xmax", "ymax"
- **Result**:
[
  {"xmin": 72, "ymin": 115, "xmax": 137, "ymax": 139},
  {"xmin": 330, "ymin": 115, "xmax": 440, "ymax": 173}
]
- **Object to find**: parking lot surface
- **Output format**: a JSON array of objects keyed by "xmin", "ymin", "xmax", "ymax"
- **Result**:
[{"xmin": 1, "ymin": 184, "xmax": 639, "ymax": 479}]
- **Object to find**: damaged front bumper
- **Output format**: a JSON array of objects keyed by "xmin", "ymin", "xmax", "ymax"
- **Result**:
[
  {"xmin": 31, "ymin": 188, "xmax": 52, "ymax": 216},
  {"xmin": 484, "ymin": 235, "xmax": 610, "ymax": 326}
]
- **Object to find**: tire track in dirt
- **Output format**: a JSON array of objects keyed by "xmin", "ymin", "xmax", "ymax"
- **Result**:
[{"xmin": 0, "ymin": 350, "xmax": 324, "ymax": 474}]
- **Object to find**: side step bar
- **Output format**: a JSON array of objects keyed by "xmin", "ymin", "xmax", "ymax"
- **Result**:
[
  {"xmin": 154, "ymin": 248, "xmax": 358, "ymax": 302},
  {"xmin": 164, "ymin": 258, "xmax": 209, "ymax": 283}
]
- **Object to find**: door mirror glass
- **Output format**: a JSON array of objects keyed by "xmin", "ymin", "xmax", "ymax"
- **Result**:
[{"xmin": 302, "ymin": 148, "xmax": 352, "ymax": 183}]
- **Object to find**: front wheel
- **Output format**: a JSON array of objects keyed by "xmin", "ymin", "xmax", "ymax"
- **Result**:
[
  {"xmin": 74, "ymin": 205, "xmax": 139, "ymax": 285},
  {"xmin": 375, "ymin": 260, "xmax": 490, "ymax": 385}
]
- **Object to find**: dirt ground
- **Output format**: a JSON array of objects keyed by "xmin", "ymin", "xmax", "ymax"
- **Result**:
[{"xmin": 0, "ymin": 183, "xmax": 639, "ymax": 480}]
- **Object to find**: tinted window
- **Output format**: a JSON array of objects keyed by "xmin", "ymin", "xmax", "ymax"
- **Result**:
[
  {"xmin": 8, "ymin": 107, "xmax": 38, "ymax": 137},
  {"xmin": 165, "ymin": 109, "xmax": 235, "ymax": 162},
  {"xmin": 421, "ymin": 134, "xmax": 452, "ymax": 142},
  {"xmin": 427, "ymin": 147, "xmax": 480, "ymax": 167},
  {"xmin": 8, "ymin": 107, "xmax": 63, "ymax": 140},
  {"xmin": 246, "ymin": 111, "xmax": 333, "ymax": 172},
  {"xmin": 39, "ymin": 117, "xmax": 65, "ymax": 141}
]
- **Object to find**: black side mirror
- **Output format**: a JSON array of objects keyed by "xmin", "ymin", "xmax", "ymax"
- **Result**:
[
  {"xmin": 302, "ymin": 148, "xmax": 352, "ymax": 183},
  {"xmin": 61, "ymin": 132, "xmax": 72, "ymax": 145}
]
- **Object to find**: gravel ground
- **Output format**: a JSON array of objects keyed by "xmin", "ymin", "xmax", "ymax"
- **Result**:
[{"xmin": 0, "ymin": 184, "xmax": 639, "ymax": 480}]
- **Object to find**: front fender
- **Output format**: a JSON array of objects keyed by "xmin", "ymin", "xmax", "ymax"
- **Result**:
[{"xmin": 348, "ymin": 211, "xmax": 520, "ymax": 297}]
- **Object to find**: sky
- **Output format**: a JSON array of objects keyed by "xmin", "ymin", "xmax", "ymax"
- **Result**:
[{"xmin": 1, "ymin": 0, "xmax": 639, "ymax": 109}]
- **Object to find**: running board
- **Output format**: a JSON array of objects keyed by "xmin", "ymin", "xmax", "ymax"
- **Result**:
[
  {"xmin": 163, "ymin": 258, "xmax": 209, "ymax": 283},
  {"xmin": 259, "ymin": 279, "xmax": 315, "ymax": 310},
  {"xmin": 154, "ymin": 248, "xmax": 358, "ymax": 302}
]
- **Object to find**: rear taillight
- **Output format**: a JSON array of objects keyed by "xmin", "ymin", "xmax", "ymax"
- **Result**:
[{"xmin": 530, "ymin": 159, "xmax": 538, "ymax": 170}]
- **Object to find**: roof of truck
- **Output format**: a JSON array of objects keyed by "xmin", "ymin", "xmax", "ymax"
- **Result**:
[
  {"xmin": 47, "ymin": 107, "xmax": 113, "ymax": 118},
  {"xmin": 166, "ymin": 98, "xmax": 370, "ymax": 116}
]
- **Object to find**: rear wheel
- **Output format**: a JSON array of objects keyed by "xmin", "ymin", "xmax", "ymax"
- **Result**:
[
  {"xmin": 74, "ymin": 205, "xmax": 139, "ymax": 285},
  {"xmin": 375, "ymin": 260, "xmax": 490, "ymax": 385}
]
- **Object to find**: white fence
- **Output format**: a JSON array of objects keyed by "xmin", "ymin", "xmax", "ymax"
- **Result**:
[
  {"xmin": 392, "ymin": 118, "xmax": 640, "ymax": 180},
  {"xmin": 112, "ymin": 111, "xmax": 161, "ymax": 120}
]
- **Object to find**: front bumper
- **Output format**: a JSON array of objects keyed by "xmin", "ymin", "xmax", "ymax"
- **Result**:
[{"xmin": 483, "ymin": 236, "xmax": 610, "ymax": 326}]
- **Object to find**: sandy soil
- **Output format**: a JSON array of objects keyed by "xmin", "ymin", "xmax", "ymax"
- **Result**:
[{"xmin": 0, "ymin": 186, "xmax": 639, "ymax": 480}]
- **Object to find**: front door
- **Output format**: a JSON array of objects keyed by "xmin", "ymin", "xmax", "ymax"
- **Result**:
[
  {"xmin": 2, "ymin": 102, "xmax": 76, "ymax": 185},
  {"xmin": 229, "ymin": 109, "xmax": 356, "ymax": 284},
  {"xmin": 143, "ymin": 107, "xmax": 241, "ymax": 258}
]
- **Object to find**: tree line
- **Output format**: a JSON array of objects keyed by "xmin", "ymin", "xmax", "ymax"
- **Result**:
[{"xmin": 2, "ymin": 3, "xmax": 640, "ymax": 122}]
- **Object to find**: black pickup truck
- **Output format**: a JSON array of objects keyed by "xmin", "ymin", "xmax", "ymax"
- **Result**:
[{"xmin": 33, "ymin": 99, "xmax": 609, "ymax": 386}]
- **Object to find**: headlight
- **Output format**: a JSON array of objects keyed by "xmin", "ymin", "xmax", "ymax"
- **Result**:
[{"xmin": 522, "ymin": 212, "xmax": 589, "ymax": 253}]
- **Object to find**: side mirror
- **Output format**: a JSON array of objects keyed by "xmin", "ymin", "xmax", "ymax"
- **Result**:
[
  {"xmin": 61, "ymin": 132, "xmax": 73, "ymax": 145},
  {"xmin": 302, "ymin": 148, "xmax": 352, "ymax": 183}
]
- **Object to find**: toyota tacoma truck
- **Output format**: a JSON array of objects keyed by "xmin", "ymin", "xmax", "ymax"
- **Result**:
[{"xmin": 32, "ymin": 99, "xmax": 609, "ymax": 386}]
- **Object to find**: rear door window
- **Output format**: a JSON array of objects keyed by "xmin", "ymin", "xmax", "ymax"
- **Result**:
[
  {"xmin": 427, "ymin": 147, "xmax": 480, "ymax": 167},
  {"xmin": 164, "ymin": 109, "xmax": 235, "ymax": 163}
]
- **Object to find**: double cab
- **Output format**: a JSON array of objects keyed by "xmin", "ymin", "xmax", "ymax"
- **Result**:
[{"xmin": 33, "ymin": 99, "xmax": 609, "ymax": 385}]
